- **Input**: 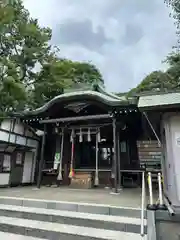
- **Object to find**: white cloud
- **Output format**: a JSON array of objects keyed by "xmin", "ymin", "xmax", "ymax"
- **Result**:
[{"xmin": 23, "ymin": 0, "xmax": 177, "ymax": 92}]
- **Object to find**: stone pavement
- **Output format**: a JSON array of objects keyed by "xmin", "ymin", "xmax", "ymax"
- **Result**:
[
  {"xmin": 0, "ymin": 187, "xmax": 151, "ymax": 239},
  {"xmin": 0, "ymin": 186, "xmax": 158, "ymax": 208}
]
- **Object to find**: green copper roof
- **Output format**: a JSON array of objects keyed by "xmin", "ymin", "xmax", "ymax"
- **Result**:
[
  {"xmin": 16, "ymin": 84, "xmax": 136, "ymax": 117},
  {"xmin": 138, "ymin": 92, "xmax": 180, "ymax": 110}
]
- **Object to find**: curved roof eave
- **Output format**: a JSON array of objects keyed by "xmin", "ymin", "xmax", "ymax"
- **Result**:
[
  {"xmin": 97, "ymin": 84, "xmax": 127, "ymax": 101},
  {"xmin": 20, "ymin": 90, "xmax": 130, "ymax": 116}
]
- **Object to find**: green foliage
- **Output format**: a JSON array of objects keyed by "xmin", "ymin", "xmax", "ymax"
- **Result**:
[
  {"xmin": 33, "ymin": 58, "xmax": 72, "ymax": 107},
  {"xmin": 165, "ymin": 0, "xmax": 180, "ymax": 49},
  {"xmin": 0, "ymin": 0, "xmax": 104, "ymax": 114},
  {"xmin": 33, "ymin": 58, "xmax": 104, "ymax": 107},
  {"xmin": 128, "ymin": 71, "xmax": 172, "ymax": 96},
  {"xmin": 0, "ymin": 0, "xmax": 52, "ymax": 115},
  {"xmin": 68, "ymin": 61, "xmax": 104, "ymax": 85},
  {"xmin": 164, "ymin": 52, "xmax": 180, "ymax": 88},
  {"xmin": 126, "ymin": 52, "xmax": 180, "ymax": 97}
]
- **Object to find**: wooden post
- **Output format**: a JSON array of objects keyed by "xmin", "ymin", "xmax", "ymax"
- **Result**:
[
  {"xmin": 112, "ymin": 118, "xmax": 118, "ymax": 193},
  {"xmin": 117, "ymin": 127, "xmax": 122, "ymax": 189},
  {"xmin": 94, "ymin": 130, "xmax": 99, "ymax": 186},
  {"xmin": 37, "ymin": 124, "xmax": 46, "ymax": 188}
]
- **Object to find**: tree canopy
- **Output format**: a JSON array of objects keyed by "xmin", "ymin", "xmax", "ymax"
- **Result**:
[
  {"xmin": 127, "ymin": 71, "xmax": 170, "ymax": 96},
  {"xmin": 165, "ymin": 0, "xmax": 180, "ymax": 49},
  {"xmin": 126, "ymin": 52, "xmax": 180, "ymax": 97},
  {"xmin": 0, "ymin": 0, "xmax": 104, "ymax": 114},
  {"xmin": 1, "ymin": 0, "xmax": 180, "ymax": 114},
  {"xmin": 33, "ymin": 58, "xmax": 103, "ymax": 107}
]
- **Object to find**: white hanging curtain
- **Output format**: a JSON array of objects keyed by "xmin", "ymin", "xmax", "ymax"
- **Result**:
[
  {"xmin": 70, "ymin": 129, "xmax": 75, "ymax": 142},
  {"xmin": 97, "ymin": 130, "xmax": 101, "ymax": 142},
  {"xmin": 79, "ymin": 128, "xmax": 83, "ymax": 142},
  {"xmin": 87, "ymin": 128, "xmax": 91, "ymax": 142}
]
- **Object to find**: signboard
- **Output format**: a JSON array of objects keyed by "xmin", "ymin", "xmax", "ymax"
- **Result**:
[
  {"xmin": 54, "ymin": 152, "xmax": 60, "ymax": 170},
  {"xmin": 54, "ymin": 153, "xmax": 60, "ymax": 162}
]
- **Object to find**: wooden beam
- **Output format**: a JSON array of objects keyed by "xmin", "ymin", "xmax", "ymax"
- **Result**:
[{"xmin": 39, "ymin": 114, "xmax": 111, "ymax": 124}]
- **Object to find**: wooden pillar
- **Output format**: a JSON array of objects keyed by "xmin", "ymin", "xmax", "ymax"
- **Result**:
[
  {"xmin": 112, "ymin": 118, "xmax": 118, "ymax": 193},
  {"xmin": 117, "ymin": 127, "xmax": 122, "ymax": 189},
  {"xmin": 94, "ymin": 131, "xmax": 99, "ymax": 186},
  {"xmin": 37, "ymin": 124, "xmax": 46, "ymax": 188}
]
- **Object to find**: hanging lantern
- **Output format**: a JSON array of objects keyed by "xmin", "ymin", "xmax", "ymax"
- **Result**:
[
  {"xmin": 87, "ymin": 128, "xmax": 91, "ymax": 142},
  {"xmin": 97, "ymin": 129, "xmax": 101, "ymax": 142},
  {"xmin": 79, "ymin": 128, "xmax": 83, "ymax": 142},
  {"xmin": 55, "ymin": 127, "xmax": 58, "ymax": 133}
]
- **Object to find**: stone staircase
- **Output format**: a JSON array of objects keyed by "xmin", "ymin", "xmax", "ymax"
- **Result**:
[{"xmin": 0, "ymin": 196, "xmax": 147, "ymax": 239}]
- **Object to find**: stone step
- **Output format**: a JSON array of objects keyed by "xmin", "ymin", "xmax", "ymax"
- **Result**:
[
  {"xmin": 0, "ymin": 231, "xmax": 45, "ymax": 240},
  {"xmin": 0, "ymin": 196, "xmax": 146, "ymax": 218},
  {"xmin": 0, "ymin": 204, "xmax": 147, "ymax": 234},
  {"xmin": 0, "ymin": 216, "xmax": 147, "ymax": 240}
]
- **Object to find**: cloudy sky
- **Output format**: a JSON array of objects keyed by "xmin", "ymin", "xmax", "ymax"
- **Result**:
[{"xmin": 23, "ymin": 0, "xmax": 177, "ymax": 92}]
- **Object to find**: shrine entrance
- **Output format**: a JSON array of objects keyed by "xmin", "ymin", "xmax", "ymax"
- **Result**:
[
  {"xmin": 19, "ymin": 84, "xmax": 141, "ymax": 192},
  {"xmin": 43, "ymin": 122, "xmax": 116, "ymax": 190}
]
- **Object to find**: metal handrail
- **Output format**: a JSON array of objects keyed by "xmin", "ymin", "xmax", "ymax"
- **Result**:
[
  {"xmin": 163, "ymin": 196, "xmax": 175, "ymax": 216},
  {"xmin": 148, "ymin": 172, "xmax": 154, "ymax": 206},
  {"xmin": 158, "ymin": 173, "xmax": 163, "ymax": 206},
  {"xmin": 145, "ymin": 171, "xmax": 173, "ymax": 238},
  {"xmin": 140, "ymin": 171, "xmax": 145, "ymax": 236}
]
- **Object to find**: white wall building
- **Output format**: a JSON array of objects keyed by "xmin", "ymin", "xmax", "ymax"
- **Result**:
[{"xmin": 0, "ymin": 118, "xmax": 39, "ymax": 187}]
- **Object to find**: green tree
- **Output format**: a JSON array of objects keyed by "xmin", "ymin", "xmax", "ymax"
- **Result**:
[
  {"xmin": 127, "ymin": 71, "xmax": 174, "ymax": 96},
  {"xmin": 0, "ymin": 0, "xmax": 53, "ymax": 114},
  {"xmin": 0, "ymin": 0, "xmax": 104, "ymax": 112},
  {"xmin": 69, "ymin": 61, "xmax": 104, "ymax": 85},
  {"xmin": 126, "ymin": 51, "xmax": 180, "ymax": 97},
  {"xmin": 165, "ymin": 0, "xmax": 180, "ymax": 49},
  {"xmin": 33, "ymin": 58, "xmax": 104, "ymax": 107},
  {"xmin": 164, "ymin": 52, "xmax": 180, "ymax": 88}
]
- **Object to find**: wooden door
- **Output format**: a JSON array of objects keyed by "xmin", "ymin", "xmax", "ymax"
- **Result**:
[{"xmin": 10, "ymin": 151, "xmax": 24, "ymax": 186}]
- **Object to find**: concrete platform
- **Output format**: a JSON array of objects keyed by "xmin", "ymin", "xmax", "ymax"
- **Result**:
[{"xmin": 0, "ymin": 186, "xmax": 158, "ymax": 208}]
